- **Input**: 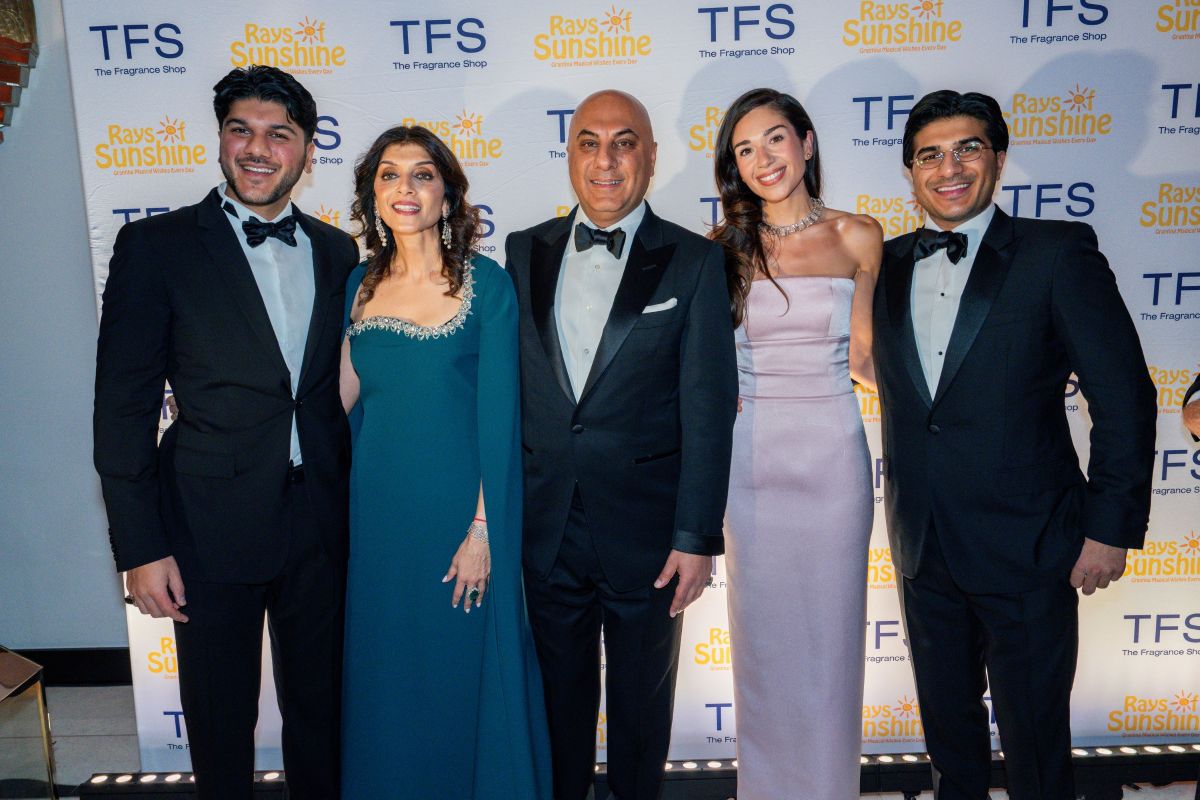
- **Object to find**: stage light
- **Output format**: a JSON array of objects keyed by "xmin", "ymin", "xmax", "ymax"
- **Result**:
[
  {"xmin": 706, "ymin": 761, "xmax": 722, "ymax": 768},
  {"xmin": 1193, "ymin": 744, "xmax": 1200, "ymax": 752},
  {"xmin": 1168, "ymin": 745, "xmax": 1186, "ymax": 753},
  {"xmin": 731, "ymin": 760, "xmax": 737, "ymax": 768},
  {"xmin": 1120, "ymin": 746, "xmax": 1137, "ymax": 755},
  {"xmin": 263, "ymin": 771, "xmax": 281, "ymax": 781},
  {"xmin": 138, "ymin": 774, "xmax": 156, "ymax": 783},
  {"xmin": 902, "ymin": 754, "xmax": 919, "ymax": 762},
  {"xmin": 859, "ymin": 756, "xmax": 868, "ymax": 764},
  {"xmin": 189, "ymin": 775, "xmax": 196, "ymax": 782},
  {"xmin": 165, "ymin": 774, "xmax": 181, "ymax": 783},
  {"xmin": 89, "ymin": 775, "xmax": 108, "ymax": 784},
  {"xmin": 1143, "ymin": 745, "xmax": 1161, "ymax": 753},
  {"xmin": 682, "ymin": 761, "xmax": 698, "ymax": 769},
  {"xmin": 1096, "ymin": 747, "xmax": 1113, "ymax": 755},
  {"xmin": 877, "ymin": 755, "xmax": 893, "ymax": 763},
  {"xmin": 114, "ymin": 774, "xmax": 133, "ymax": 783},
  {"xmin": 996, "ymin": 750, "xmax": 1005, "ymax": 759},
  {"xmin": 1072, "ymin": 748, "xmax": 1089, "ymax": 756},
  {"xmin": 664, "ymin": 762, "xmax": 673, "ymax": 770}
]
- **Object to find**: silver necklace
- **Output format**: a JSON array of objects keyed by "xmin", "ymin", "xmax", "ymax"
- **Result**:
[{"xmin": 760, "ymin": 197, "xmax": 825, "ymax": 238}]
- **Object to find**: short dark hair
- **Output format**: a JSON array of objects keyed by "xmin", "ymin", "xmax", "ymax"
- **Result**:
[
  {"xmin": 902, "ymin": 90, "xmax": 1008, "ymax": 168},
  {"xmin": 212, "ymin": 66, "xmax": 318, "ymax": 142}
]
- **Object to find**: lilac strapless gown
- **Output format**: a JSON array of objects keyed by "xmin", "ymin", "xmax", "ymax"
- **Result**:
[{"xmin": 725, "ymin": 276, "xmax": 873, "ymax": 799}]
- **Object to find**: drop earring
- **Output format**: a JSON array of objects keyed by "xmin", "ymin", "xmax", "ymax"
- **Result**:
[
  {"xmin": 441, "ymin": 210, "xmax": 452, "ymax": 250},
  {"xmin": 374, "ymin": 212, "xmax": 388, "ymax": 248}
]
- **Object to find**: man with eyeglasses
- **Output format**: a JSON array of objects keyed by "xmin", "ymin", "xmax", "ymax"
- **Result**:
[{"xmin": 871, "ymin": 90, "xmax": 1156, "ymax": 799}]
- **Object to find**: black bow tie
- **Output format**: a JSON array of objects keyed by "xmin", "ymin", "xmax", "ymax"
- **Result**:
[
  {"xmin": 574, "ymin": 223, "xmax": 626, "ymax": 259},
  {"xmin": 914, "ymin": 228, "xmax": 968, "ymax": 264},
  {"xmin": 224, "ymin": 200, "xmax": 298, "ymax": 247}
]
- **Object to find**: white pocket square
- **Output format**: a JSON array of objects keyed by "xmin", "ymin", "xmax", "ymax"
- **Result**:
[{"xmin": 642, "ymin": 298, "xmax": 677, "ymax": 314}]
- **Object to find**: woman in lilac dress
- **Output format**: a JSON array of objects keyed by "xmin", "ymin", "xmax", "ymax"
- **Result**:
[{"xmin": 711, "ymin": 88, "xmax": 883, "ymax": 798}]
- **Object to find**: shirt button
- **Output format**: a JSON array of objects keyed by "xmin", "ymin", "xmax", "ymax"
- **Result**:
[
  {"xmin": 937, "ymin": 351, "xmax": 943, "ymax": 356},
  {"xmin": 594, "ymin": 264, "xmax": 600, "ymax": 271},
  {"xmin": 572, "ymin": 424, "xmax": 584, "ymax": 434},
  {"xmin": 583, "ymin": 348, "xmax": 591, "ymax": 355}
]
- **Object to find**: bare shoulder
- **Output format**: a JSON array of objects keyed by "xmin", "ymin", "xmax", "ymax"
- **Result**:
[{"xmin": 823, "ymin": 209, "xmax": 883, "ymax": 273}]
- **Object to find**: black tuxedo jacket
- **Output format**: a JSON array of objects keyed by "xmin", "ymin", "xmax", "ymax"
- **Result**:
[
  {"xmin": 94, "ymin": 188, "xmax": 359, "ymax": 583},
  {"xmin": 872, "ymin": 208, "xmax": 1157, "ymax": 594},
  {"xmin": 505, "ymin": 206, "xmax": 737, "ymax": 592}
]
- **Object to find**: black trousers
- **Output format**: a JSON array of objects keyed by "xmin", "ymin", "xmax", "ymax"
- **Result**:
[
  {"xmin": 525, "ymin": 492, "xmax": 683, "ymax": 800},
  {"xmin": 173, "ymin": 477, "xmax": 345, "ymax": 800},
  {"xmin": 900, "ymin": 529, "xmax": 1078, "ymax": 800}
]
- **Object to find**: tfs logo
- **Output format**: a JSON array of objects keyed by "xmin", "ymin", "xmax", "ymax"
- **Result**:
[
  {"xmin": 547, "ymin": 109, "xmax": 576, "ymax": 145},
  {"xmin": 1161, "ymin": 83, "xmax": 1200, "ymax": 120},
  {"xmin": 1155, "ymin": 449, "xmax": 1200, "ymax": 482},
  {"xmin": 1125, "ymin": 613, "xmax": 1200, "ymax": 644},
  {"xmin": 314, "ymin": 116, "xmax": 341, "ymax": 151},
  {"xmin": 1142, "ymin": 272, "xmax": 1200, "ymax": 307},
  {"xmin": 390, "ymin": 18, "xmax": 485, "ymax": 55},
  {"xmin": 696, "ymin": 4, "xmax": 796, "ymax": 41},
  {"xmin": 852, "ymin": 95, "xmax": 914, "ymax": 131},
  {"xmin": 89, "ymin": 23, "xmax": 183, "ymax": 60},
  {"xmin": 1020, "ymin": 0, "xmax": 1108, "ymax": 27},
  {"xmin": 163, "ymin": 709, "xmax": 186, "ymax": 738},
  {"xmin": 867, "ymin": 619, "xmax": 905, "ymax": 650},
  {"xmin": 113, "ymin": 206, "xmax": 173, "ymax": 226},
  {"xmin": 999, "ymin": 182, "xmax": 1095, "ymax": 218},
  {"xmin": 476, "ymin": 204, "xmax": 495, "ymax": 239}
]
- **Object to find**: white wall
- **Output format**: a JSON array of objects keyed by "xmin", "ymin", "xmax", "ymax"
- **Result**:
[{"xmin": 0, "ymin": 0, "xmax": 126, "ymax": 648}]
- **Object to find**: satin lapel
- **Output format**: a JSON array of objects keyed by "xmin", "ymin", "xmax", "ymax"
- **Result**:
[
  {"xmin": 885, "ymin": 233, "xmax": 933, "ymax": 408},
  {"xmin": 294, "ymin": 212, "xmax": 335, "ymax": 390},
  {"xmin": 578, "ymin": 211, "xmax": 674, "ymax": 403},
  {"xmin": 932, "ymin": 210, "xmax": 1017, "ymax": 407},
  {"xmin": 530, "ymin": 216, "xmax": 575, "ymax": 404},
  {"xmin": 196, "ymin": 189, "xmax": 289, "ymax": 375}
]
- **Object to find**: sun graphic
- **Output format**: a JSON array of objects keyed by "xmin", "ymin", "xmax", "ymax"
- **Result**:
[
  {"xmin": 315, "ymin": 206, "xmax": 341, "ymax": 227},
  {"xmin": 156, "ymin": 117, "xmax": 185, "ymax": 143},
  {"xmin": 894, "ymin": 695, "xmax": 920, "ymax": 718},
  {"xmin": 1173, "ymin": 691, "xmax": 1197, "ymax": 712},
  {"xmin": 1181, "ymin": 532, "xmax": 1200, "ymax": 554},
  {"xmin": 601, "ymin": 6, "xmax": 631, "ymax": 33},
  {"xmin": 1065, "ymin": 84, "xmax": 1095, "ymax": 112},
  {"xmin": 912, "ymin": 0, "xmax": 941, "ymax": 19},
  {"xmin": 295, "ymin": 17, "xmax": 324, "ymax": 44},
  {"xmin": 455, "ymin": 111, "xmax": 482, "ymax": 137}
]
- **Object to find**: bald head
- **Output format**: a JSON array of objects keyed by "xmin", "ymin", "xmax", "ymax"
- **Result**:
[{"xmin": 567, "ymin": 90, "xmax": 657, "ymax": 228}]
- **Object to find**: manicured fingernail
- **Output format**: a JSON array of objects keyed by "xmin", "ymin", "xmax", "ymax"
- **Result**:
[
  {"xmin": 465, "ymin": 606, "xmax": 471, "ymax": 614},
  {"xmin": 442, "ymin": 575, "xmax": 450, "ymax": 583},
  {"xmin": 654, "ymin": 580, "xmax": 664, "ymax": 588}
]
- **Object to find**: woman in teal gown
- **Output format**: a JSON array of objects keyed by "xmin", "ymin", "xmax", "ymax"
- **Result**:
[{"xmin": 339, "ymin": 125, "xmax": 551, "ymax": 798}]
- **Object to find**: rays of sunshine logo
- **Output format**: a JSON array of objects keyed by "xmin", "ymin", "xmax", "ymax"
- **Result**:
[
  {"xmin": 1107, "ymin": 690, "xmax": 1200, "ymax": 736},
  {"xmin": 862, "ymin": 695, "xmax": 924, "ymax": 743},
  {"xmin": 400, "ymin": 111, "xmax": 503, "ymax": 167},
  {"xmin": 856, "ymin": 194, "xmax": 924, "ymax": 238},
  {"xmin": 145, "ymin": 637, "xmax": 177, "ymax": 678},
  {"xmin": 855, "ymin": 383, "xmax": 882, "ymax": 424},
  {"xmin": 1140, "ymin": 184, "xmax": 1200, "ymax": 234},
  {"xmin": 841, "ymin": 1, "xmax": 964, "ymax": 53},
  {"xmin": 1004, "ymin": 84, "xmax": 1112, "ymax": 145},
  {"xmin": 596, "ymin": 711, "xmax": 608, "ymax": 750},
  {"xmin": 1148, "ymin": 365, "xmax": 1197, "ymax": 413},
  {"xmin": 1156, "ymin": 0, "xmax": 1200, "ymax": 39},
  {"xmin": 687, "ymin": 106, "xmax": 725, "ymax": 158},
  {"xmin": 533, "ymin": 6, "xmax": 651, "ymax": 67},
  {"xmin": 1123, "ymin": 532, "xmax": 1200, "ymax": 582},
  {"xmin": 314, "ymin": 205, "xmax": 344, "ymax": 229},
  {"xmin": 228, "ymin": 17, "xmax": 346, "ymax": 74},
  {"xmin": 693, "ymin": 627, "xmax": 732, "ymax": 670},
  {"xmin": 867, "ymin": 546, "xmax": 896, "ymax": 589},
  {"xmin": 94, "ymin": 116, "xmax": 206, "ymax": 174}
]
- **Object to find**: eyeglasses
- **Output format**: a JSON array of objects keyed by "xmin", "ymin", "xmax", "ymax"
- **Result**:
[{"xmin": 912, "ymin": 141, "xmax": 992, "ymax": 170}]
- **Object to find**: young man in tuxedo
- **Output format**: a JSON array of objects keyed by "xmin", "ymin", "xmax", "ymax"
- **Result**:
[
  {"xmin": 504, "ymin": 90, "xmax": 737, "ymax": 800},
  {"xmin": 93, "ymin": 66, "xmax": 358, "ymax": 799},
  {"xmin": 872, "ymin": 90, "xmax": 1157, "ymax": 799}
]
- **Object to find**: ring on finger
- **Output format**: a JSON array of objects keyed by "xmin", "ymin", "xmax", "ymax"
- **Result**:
[{"xmin": 468, "ymin": 587, "xmax": 480, "ymax": 602}]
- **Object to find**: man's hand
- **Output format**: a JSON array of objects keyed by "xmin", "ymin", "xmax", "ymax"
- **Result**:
[
  {"xmin": 654, "ymin": 550, "xmax": 711, "ymax": 618},
  {"xmin": 1069, "ymin": 538, "xmax": 1127, "ymax": 596},
  {"xmin": 126, "ymin": 556, "xmax": 188, "ymax": 622},
  {"xmin": 1183, "ymin": 398, "xmax": 1200, "ymax": 438}
]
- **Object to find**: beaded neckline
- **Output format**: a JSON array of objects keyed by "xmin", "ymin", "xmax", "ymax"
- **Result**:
[{"xmin": 346, "ymin": 260, "xmax": 474, "ymax": 341}]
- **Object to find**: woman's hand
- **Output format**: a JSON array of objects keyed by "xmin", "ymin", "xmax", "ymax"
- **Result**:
[{"xmin": 443, "ymin": 532, "xmax": 490, "ymax": 613}]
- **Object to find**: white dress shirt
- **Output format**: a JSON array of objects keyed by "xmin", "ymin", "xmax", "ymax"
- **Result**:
[
  {"xmin": 911, "ymin": 203, "xmax": 996, "ymax": 395},
  {"xmin": 555, "ymin": 202, "xmax": 648, "ymax": 399},
  {"xmin": 220, "ymin": 183, "xmax": 315, "ymax": 464}
]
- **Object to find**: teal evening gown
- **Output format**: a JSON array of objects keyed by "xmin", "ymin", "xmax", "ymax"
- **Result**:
[{"xmin": 340, "ymin": 255, "xmax": 551, "ymax": 798}]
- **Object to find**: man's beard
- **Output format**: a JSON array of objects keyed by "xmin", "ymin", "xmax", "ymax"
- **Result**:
[{"xmin": 221, "ymin": 158, "xmax": 306, "ymax": 214}]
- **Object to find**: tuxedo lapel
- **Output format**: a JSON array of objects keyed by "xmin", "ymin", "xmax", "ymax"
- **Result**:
[
  {"xmin": 530, "ymin": 216, "xmax": 575, "ymax": 404},
  {"xmin": 295, "ymin": 211, "xmax": 336, "ymax": 390},
  {"xmin": 196, "ymin": 189, "xmax": 289, "ymax": 376},
  {"xmin": 932, "ymin": 209, "xmax": 1017, "ymax": 407},
  {"xmin": 578, "ymin": 209, "xmax": 674, "ymax": 403},
  {"xmin": 885, "ymin": 233, "xmax": 934, "ymax": 408}
]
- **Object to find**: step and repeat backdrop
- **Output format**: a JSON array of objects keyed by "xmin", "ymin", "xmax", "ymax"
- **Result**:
[{"xmin": 62, "ymin": 0, "xmax": 1198, "ymax": 772}]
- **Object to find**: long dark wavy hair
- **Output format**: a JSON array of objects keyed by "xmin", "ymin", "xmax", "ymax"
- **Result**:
[
  {"xmin": 711, "ymin": 88, "xmax": 823, "ymax": 327},
  {"xmin": 350, "ymin": 125, "xmax": 481, "ymax": 303}
]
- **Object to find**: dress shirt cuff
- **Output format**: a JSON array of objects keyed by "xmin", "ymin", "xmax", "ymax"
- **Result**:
[{"xmin": 671, "ymin": 527, "xmax": 725, "ymax": 557}]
